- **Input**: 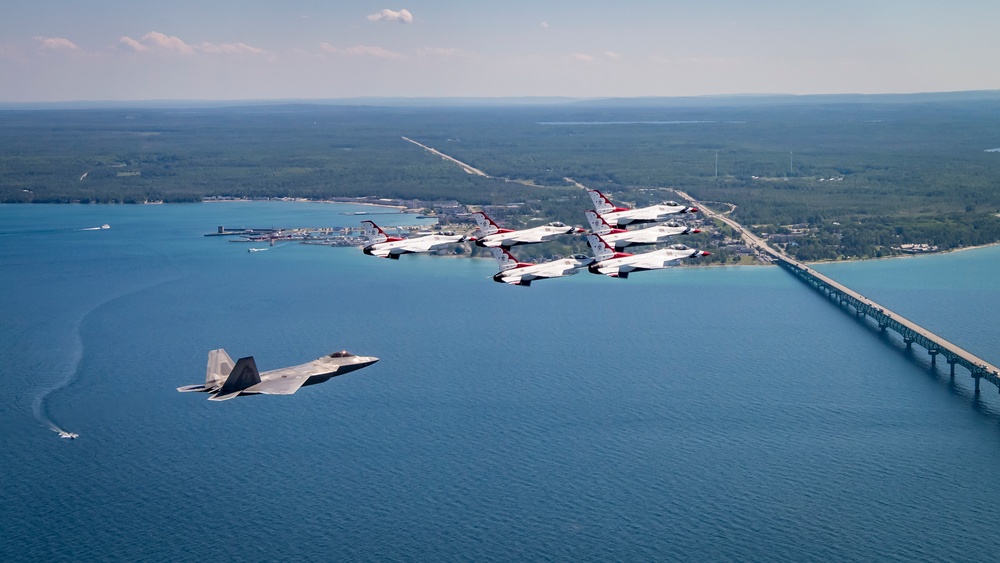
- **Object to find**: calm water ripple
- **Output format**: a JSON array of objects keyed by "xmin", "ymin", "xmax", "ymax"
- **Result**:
[{"xmin": 3, "ymin": 203, "xmax": 1000, "ymax": 561}]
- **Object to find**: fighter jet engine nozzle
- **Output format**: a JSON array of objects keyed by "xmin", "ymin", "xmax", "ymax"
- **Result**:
[
  {"xmin": 492, "ymin": 272, "xmax": 506, "ymax": 284},
  {"xmin": 362, "ymin": 245, "xmax": 375, "ymax": 256}
]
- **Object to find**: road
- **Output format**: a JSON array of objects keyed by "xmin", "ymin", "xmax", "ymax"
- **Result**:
[
  {"xmin": 675, "ymin": 190, "xmax": 790, "ymax": 262},
  {"xmin": 401, "ymin": 137, "xmax": 489, "ymax": 177}
]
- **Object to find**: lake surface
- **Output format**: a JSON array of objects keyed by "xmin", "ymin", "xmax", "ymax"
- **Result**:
[{"xmin": 3, "ymin": 202, "xmax": 1000, "ymax": 562}]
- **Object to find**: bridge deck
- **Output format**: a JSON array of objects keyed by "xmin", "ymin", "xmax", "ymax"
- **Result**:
[{"xmin": 675, "ymin": 191, "xmax": 1000, "ymax": 391}]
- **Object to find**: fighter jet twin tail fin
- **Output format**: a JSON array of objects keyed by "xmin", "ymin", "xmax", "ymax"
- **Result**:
[
  {"xmin": 176, "ymin": 348, "xmax": 261, "ymax": 401},
  {"xmin": 211, "ymin": 356, "xmax": 262, "ymax": 401}
]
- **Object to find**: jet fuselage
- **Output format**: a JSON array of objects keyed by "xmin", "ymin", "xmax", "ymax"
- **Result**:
[
  {"xmin": 589, "ymin": 247, "xmax": 708, "ymax": 277},
  {"xmin": 476, "ymin": 223, "xmax": 585, "ymax": 248},
  {"xmin": 492, "ymin": 255, "xmax": 595, "ymax": 286},
  {"xmin": 598, "ymin": 203, "xmax": 696, "ymax": 227}
]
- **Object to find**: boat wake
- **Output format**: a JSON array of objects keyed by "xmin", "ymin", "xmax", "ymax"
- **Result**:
[
  {"xmin": 0, "ymin": 225, "xmax": 110, "ymax": 237},
  {"xmin": 30, "ymin": 275, "xmax": 179, "ymax": 439},
  {"xmin": 32, "ymin": 316, "xmax": 84, "ymax": 439}
]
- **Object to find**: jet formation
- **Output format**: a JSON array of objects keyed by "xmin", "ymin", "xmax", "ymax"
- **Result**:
[{"xmin": 359, "ymin": 190, "xmax": 710, "ymax": 285}]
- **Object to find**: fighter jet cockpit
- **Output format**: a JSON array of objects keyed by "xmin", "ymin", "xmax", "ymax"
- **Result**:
[
  {"xmin": 548, "ymin": 222, "xmax": 567, "ymax": 227},
  {"xmin": 329, "ymin": 351, "xmax": 355, "ymax": 358}
]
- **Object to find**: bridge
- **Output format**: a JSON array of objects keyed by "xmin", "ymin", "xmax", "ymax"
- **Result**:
[{"xmin": 676, "ymin": 191, "xmax": 1000, "ymax": 393}]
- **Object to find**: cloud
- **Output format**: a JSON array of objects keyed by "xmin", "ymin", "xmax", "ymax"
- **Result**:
[
  {"xmin": 541, "ymin": 21, "xmax": 550, "ymax": 29},
  {"xmin": 322, "ymin": 43, "xmax": 404, "ymax": 59},
  {"xmin": 572, "ymin": 53, "xmax": 595, "ymax": 63},
  {"xmin": 35, "ymin": 37, "xmax": 79, "ymax": 52},
  {"xmin": 418, "ymin": 47, "xmax": 474, "ymax": 58},
  {"xmin": 119, "ymin": 36, "xmax": 149, "ymax": 52},
  {"xmin": 198, "ymin": 42, "xmax": 266, "ymax": 55},
  {"xmin": 141, "ymin": 31, "xmax": 195, "ymax": 54},
  {"xmin": 605, "ymin": 51, "xmax": 621, "ymax": 60},
  {"xmin": 118, "ymin": 32, "xmax": 265, "ymax": 56},
  {"xmin": 367, "ymin": 8, "xmax": 414, "ymax": 24}
]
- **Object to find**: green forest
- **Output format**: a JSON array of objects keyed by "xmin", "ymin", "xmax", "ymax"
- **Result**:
[{"xmin": 2, "ymin": 94, "xmax": 999, "ymax": 261}]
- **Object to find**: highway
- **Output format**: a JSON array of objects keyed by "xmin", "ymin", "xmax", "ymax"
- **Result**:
[{"xmin": 401, "ymin": 136, "xmax": 489, "ymax": 177}]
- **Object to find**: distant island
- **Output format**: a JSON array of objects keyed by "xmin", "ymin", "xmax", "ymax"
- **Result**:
[{"xmin": 3, "ymin": 91, "xmax": 1000, "ymax": 262}]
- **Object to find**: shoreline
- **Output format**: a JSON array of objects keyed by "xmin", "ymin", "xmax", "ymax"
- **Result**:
[
  {"xmin": 202, "ymin": 198, "xmax": 411, "ymax": 211},
  {"xmin": 800, "ymin": 240, "xmax": 1000, "ymax": 266}
]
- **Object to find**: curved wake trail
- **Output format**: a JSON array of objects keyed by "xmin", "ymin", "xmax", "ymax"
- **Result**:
[
  {"xmin": 30, "ymin": 275, "xmax": 183, "ymax": 439},
  {"xmin": 31, "ymin": 317, "xmax": 84, "ymax": 438}
]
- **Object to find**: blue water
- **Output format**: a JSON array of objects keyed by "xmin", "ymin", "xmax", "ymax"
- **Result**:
[{"xmin": 3, "ymin": 202, "xmax": 1000, "ymax": 561}]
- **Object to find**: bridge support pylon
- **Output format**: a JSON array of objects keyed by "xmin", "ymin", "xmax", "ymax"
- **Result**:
[
  {"xmin": 904, "ymin": 337, "xmax": 913, "ymax": 350},
  {"xmin": 929, "ymin": 350, "xmax": 939, "ymax": 367},
  {"xmin": 975, "ymin": 375, "xmax": 981, "ymax": 394},
  {"xmin": 948, "ymin": 358, "xmax": 957, "ymax": 378}
]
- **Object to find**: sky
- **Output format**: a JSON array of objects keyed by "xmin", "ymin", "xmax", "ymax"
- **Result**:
[{"xmin": 2, "ymin": 0, "xmax": 999, "ymax": 102}]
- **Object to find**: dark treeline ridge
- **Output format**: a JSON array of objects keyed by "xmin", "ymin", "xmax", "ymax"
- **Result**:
[{"xmin": 2, "ymin": 95, "xmax": 1000, "ymax": 261}]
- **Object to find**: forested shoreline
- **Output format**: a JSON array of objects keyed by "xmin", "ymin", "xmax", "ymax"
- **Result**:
[{"xmin": 3, "ymin": 94, "xmax": 999, "ymax": 260}]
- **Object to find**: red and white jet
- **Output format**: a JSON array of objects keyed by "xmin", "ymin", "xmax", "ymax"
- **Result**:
[
  {"xmin": 586, "ymin": 234, "xmax": 709, "ymax": 278},
  {"xmin": 361, "ymin": 220, "xmax": 470, "ymax": 259},
  {"xmin": 488, "ymin": 247, "xmax": 594, "ymax": 287},
  {"xmin": 588, "ymin": 189, "xmax": 698, "ymax": 227},
  {"xmin": 472, "ymin": 211, "xmax": 586, "ymax": 248},
  {"xmin": 585, "ymin": 210, "xmax": 700, "ymax": 251}
]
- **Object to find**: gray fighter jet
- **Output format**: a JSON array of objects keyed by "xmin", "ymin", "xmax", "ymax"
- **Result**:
[{"xmin": 177, "ymin": 349, "xmax": 379, "ymax": 401}]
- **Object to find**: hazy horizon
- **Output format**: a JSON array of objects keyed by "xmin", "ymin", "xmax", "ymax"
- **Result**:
[{"xmin": 3, "ymin": 1, "xmax": 999, "ymax": 103}]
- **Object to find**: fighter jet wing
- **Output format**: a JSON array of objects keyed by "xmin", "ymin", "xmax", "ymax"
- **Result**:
[
  {"xmin": 525, "ymin": 267, "xmax": 572, "ymax": 279},
  {"xmin": 250, "ymin": 374, "xmax": 311, "ymax": 395},
  {"xmin": 631, "ymin": 254, "xmax": 682, "ymax": 270},
  {"xmin": 371, "ymin": 247, "xmax": 392, "ymax": 258}
]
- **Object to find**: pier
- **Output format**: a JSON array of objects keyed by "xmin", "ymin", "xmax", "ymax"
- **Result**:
[{"xmin": 677, "ymin": 191, "xmax": 1000, "ymax": 393}]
